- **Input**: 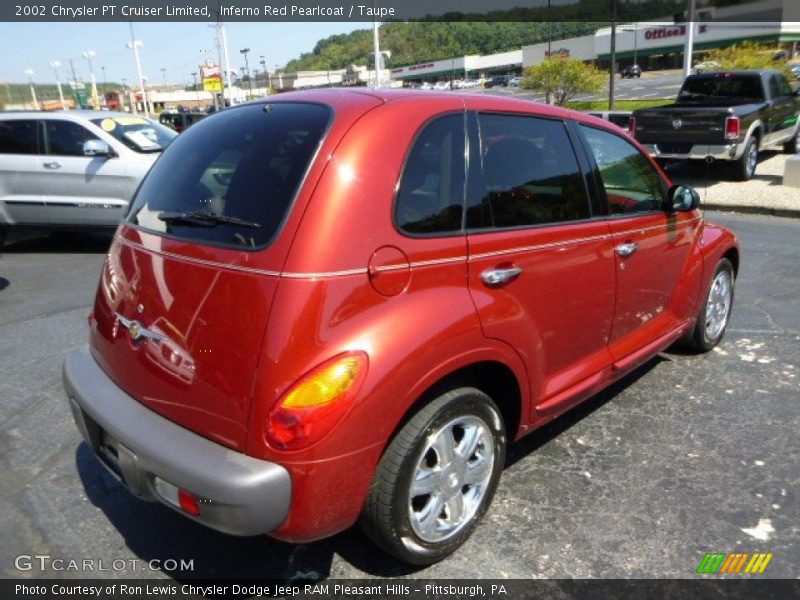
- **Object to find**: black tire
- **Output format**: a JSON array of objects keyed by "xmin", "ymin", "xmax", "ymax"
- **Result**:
[
  {"xmin": 360, "ymin": 387, "xmax": 506, "ymax": 565},
  {"xmin": 731, "ymin": 137, "xmax": 758, "ymax": 181},
  {"xmin": 681, "ymin": 258, "xmax": 735, "ymax": 352},
  {"xmin": 783, "ymin": 128, "xmax": 799, "ymax": 154}
]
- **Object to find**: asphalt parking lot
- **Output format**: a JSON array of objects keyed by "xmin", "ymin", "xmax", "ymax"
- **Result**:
[{"xmin": 0, "ymin": 212, "xmax": 797, "ymax": 581}]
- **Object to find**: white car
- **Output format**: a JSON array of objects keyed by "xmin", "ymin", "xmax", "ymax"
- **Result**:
[
  {"xmin": 509, "ymin": 76, "xmax": 522, "ymax": 87},
  {"xmin": 420, "ymin": 82, "xmax": 434, "ymax": 90},
  {"xmin": 433, "ymin": 81, "xmax": 451, "ymax": 91},
  {"xmin": 0, "ymin": 110, "xmax": 177, "ymax": 244}
]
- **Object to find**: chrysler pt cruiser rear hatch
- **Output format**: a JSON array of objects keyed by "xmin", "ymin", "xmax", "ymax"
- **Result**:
[{"xmin": 87, "ymin": 102, "xmax": 333, "ymax": 451}]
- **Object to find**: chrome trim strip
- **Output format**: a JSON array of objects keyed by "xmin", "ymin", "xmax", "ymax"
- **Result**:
[
  {"xmin": 117, "ymin": 237, "xmax": 366, "ymax": 279},
  {"xmin": 612, "ymin": 216, "xmax": 701, "ymax": 238},
  {"xmin": 117, "ymin": 216, "xmax": 702, "ymax": 279},
  {"xmin": 470, "ymin": 233, "xmax": 610, "ymax": 261}
]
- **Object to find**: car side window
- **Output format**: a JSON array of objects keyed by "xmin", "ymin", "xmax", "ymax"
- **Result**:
[
  {"xmin": 0, "ymin": 120, "xmax": 39, "ymax": 155},
  {"xmin": 468, "ymin": 113, "xmax": 590, "ymax": 229},
  {"xmin": 43, "ymin": 120, "xmax": 102, "ymax": 157},
  {"xmin": 777, "ymin": 74, "xmax": 793, "ymax": 98},
  {"xmin": 580, "ymin": 125, "xmax": 664, "ymax": 216},
  {"xmin": 769, "ymin": 75, "xmax": 782, "ymax": 99},
  {"xmin": 395, "ymin": 114, "xmax": 465, "ymax": 235}
]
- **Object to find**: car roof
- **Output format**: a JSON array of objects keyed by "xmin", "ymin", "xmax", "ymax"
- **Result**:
[
  {"xmin": 242, "ymin": 87, "xmax": 603, "ymax": 124},
  {"xmin": 0, "ymin": 110, "xmax": 150, "ymax": 120}
]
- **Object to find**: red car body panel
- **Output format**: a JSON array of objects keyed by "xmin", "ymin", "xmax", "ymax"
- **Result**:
[{"xmin": 79, "ymin": 89, "xmax": 739, "ymax": 544}]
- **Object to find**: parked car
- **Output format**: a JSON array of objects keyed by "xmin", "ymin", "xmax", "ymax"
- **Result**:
[
  {"xmin": 620, "ymin": 64, "xmax": 643, "ymax": 78},
  {"xmin": 64, "ymin": 90, "xmax": 739, "ymax": 566},
  {"xmin": 159, "ymin": 111, "xmax": 207, "ymax": 133},
  {"xmin": 0, "ymin": 110, "xmax": 177, "ymax": 246},
  {"xmin": 508, "ymin": 76, "xmax": 522, "ymax": 87},
  {"xmin": 485, "ymin": 75, "xmax": 511, "ymax": 88},
  {"xmin": 790, "ymin": 64, "xmax": 800, "ymax": 80},
  {"xmin": 692, "ymin": 60, "xmax": 721, "ymax": 74},
  {"xmin": 631, "ymin": 70, "xmax": 800, "ymax": 180},
  {"xmin": 419, "ymin": 82, "xmax": 434, "ymax": 90},
  {"xmin": 433, "ymin": 81, "xmax": 452, "ymax": 91},
  {"xmin": 586, "ymin": 110, "xmax": 633, "ymax": 131}
]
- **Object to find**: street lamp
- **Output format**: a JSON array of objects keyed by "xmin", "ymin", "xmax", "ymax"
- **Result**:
[
  {"xmin": 127, "ymin": 23, "xmax": 149, "ymax": 118},
  {"xmin": 23, "ymin": 69, "xmax": 39, "ymax": 110},
  {"xmin": 101, "ymin": 65, "xmax": 107, "ymax": 95},
  {"xmin": 82, "ymin": 50, "xmax": 100, "ymax": 109},
  {"xmin": 191, "ymin": 71, "xmax": 199, "ymax": 102},
  {"xmin": 240, "ymin": 47, "xmax": 252, "ymax": 95},
  {"xmin": 260, "ymin": 56, "xmax": 271, "ymax": 93},
  {"xmin": 50, "ymin": 60, "xmax": 68, "ymax": 110},
  {"xmin": 161, "ymin": 67, "xmax": 167, "ymax": 88}
]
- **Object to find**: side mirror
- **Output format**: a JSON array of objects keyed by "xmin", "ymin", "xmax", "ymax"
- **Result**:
[
  {"xmin": 83, "ymin": 139, "xmax": 112, "ymax": 158},
  {"xmin": 665, "ymin": 184, "xmax": 700, "ymax": 213}
]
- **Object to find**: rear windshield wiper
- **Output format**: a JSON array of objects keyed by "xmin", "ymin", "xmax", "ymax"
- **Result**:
[{"xmin": 157, "ymin": 211, "xmax": 261, "ymax": 229}]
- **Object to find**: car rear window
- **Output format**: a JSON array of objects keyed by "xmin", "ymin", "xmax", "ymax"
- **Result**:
[{"xmin": 126, "ymin": 102, "xmax": 331, "ymax": 249}]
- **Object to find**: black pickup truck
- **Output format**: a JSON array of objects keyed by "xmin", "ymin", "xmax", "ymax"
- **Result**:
[{"xmin": 631, "ymin": 70, "xmax": 800, "ymax": 180}]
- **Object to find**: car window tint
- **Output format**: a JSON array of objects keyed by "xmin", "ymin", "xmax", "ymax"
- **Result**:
[
  {"xmin": 0, "ymin": 120, "xmax": 39, "ymax": 155},
  {"xmin": 777, "ymin": 75, "xmax": 793, "ymax": 97},
  {"xmin": 44, "ymin": 120, "xmax": 101, "ymax": 156},
  {"xmin": 395, "ymin": 114, "xmax": 465, "ymax": 234},
  {"xmin": 127, "ymin": 102, "xmax": 331, "ymax": 250},
  {"xmin": 468, "ymin": 114, "xmax": 590, "ymax": 229},
  {"xmin": 769, "ymin": 75, "xmax": 781, "ymax": 99},
  {"xmin": 580, "ymin": 125, "xmax": 663, "ymax": 215}
]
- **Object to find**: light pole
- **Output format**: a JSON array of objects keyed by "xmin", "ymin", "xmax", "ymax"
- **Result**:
[
  {"xmin": 240, "ymin": 47, "xmax": 252, "ymax": 96},
  {"xmin": 50, "ymin": 60, "xmax": 68, "ymax": 110},
  {"xmin": 24, "ymin": 69, "xmax": 39, "ymax": 110},
  {"xmin": 260, "ymin": 56, "xmax": 271, "ymax": 93},
  {"xmin": 82, "ymin": 50, "xmax": 100, "ymax": 109},
  {"xmin": 101, "ymin": 65, "xmax": 107, "ymax": 95},
  {"xmin": 372, "ymin": 5, "xmax": 381, "ymax": 87},
  {"xmin": 191, "ymin": 71, "xmax": 199, "ymax": 102},
  {"xmin": 127, "ymin": 24, "xmax": 149, "ymax": 118},
  {"xmin": 161, "ymin": 67, "xmax": 167, "ymax": 88}
]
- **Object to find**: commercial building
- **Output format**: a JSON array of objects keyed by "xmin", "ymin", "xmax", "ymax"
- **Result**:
[{"xmin": 389, "ymin": 50, "xmax": 523, "ymax": 84}]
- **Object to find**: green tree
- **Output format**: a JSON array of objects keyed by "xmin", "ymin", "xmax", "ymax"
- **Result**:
[
  {"xmin": 702, "ymin": 42, "xmax": 793, "ymax": 78},
  {"xmin": 520, "ymin": 57, "xmax": 605, "ymax": 106}
]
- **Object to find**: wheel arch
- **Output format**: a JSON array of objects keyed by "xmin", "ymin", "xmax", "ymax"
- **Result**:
[{"xmin": 385, "ymin": 359, "xmax": 526, "ymax": 457}]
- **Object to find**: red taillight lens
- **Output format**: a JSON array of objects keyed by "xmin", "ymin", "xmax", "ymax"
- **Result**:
[
  {"xmin": 628, "ymin": 116, "xmax": 637, "ymax": 136},
  {"xmin": 266, "ymin": 352, "xmax": 368, "ymax": 451},
  {"xmin": 178, "ymin": 489, "xmax": 201, "ymax": 516},
  {"xmin": 725, "ymin": 116, "xmax": 740, "ymax": 140}
]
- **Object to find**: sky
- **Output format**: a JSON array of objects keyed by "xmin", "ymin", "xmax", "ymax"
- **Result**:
[{"xmin": 0, "ymin": 21, "xmax": 366, "ymax": 86}]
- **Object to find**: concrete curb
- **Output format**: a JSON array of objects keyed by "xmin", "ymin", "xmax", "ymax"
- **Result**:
[{"xmin": 702, "ymin": 203, "xmax": 800, "ymax": 219}]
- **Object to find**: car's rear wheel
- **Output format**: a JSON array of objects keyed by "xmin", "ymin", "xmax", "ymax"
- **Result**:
[
  {"xmin": 681, "ymin": 258, "xmax": 735, "ymax": 352},
  {"xmin": 732, "ymin": 138, "xmax": 758, "ymax": 181},
  {"xmin": 361, "ymin": 387, "xmax": 505, "ymax": 565}
]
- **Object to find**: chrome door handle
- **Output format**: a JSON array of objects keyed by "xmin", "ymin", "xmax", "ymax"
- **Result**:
[
  {"xmin": 615, "ymin": 242, "xmax": 639, "ymax": 257},
  {"xmin": 480, "ymin": 266, "xmax": 522, "ymax": 287},
  {"xmin": 43, "ymin": 161, "xmax": 61, "ymax": 169}
]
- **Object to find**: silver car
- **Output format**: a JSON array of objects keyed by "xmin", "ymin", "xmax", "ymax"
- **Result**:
[{"xmin": 0, "ymin": 110, "xmax": 176, "ymax": 245}]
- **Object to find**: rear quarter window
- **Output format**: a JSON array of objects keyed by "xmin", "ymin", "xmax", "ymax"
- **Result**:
[
  {"xmin": 127, "ymin": 102, "xmax": 331, "ymax": 249},
  {"xmin": 0, "ymin": 120, "xmax": 39, "ymax": 155}
]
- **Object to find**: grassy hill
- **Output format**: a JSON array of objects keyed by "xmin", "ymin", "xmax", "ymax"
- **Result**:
[{"xmin": 286, "ymin": 22, "xmax": 597, "ymax": 72}]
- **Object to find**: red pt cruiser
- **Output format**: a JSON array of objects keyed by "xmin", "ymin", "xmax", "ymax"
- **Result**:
[{"xmin": 63, "ymin": 90, "xmax": 739, "ymax": 564}]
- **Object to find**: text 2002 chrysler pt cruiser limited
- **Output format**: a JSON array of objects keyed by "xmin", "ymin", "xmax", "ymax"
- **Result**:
[{"xmin": 64, "ymin": 89, "xmax": 739, "ymax": 564}]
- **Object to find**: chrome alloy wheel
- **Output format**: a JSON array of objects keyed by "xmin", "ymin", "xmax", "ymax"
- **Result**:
[
  {"xmin": 408, "ymin": 416, "xmax": 494, "ymax": 543},
  {"xmin": 705, "ymin": 269, "xmax": 733, "ymax": 341}
]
